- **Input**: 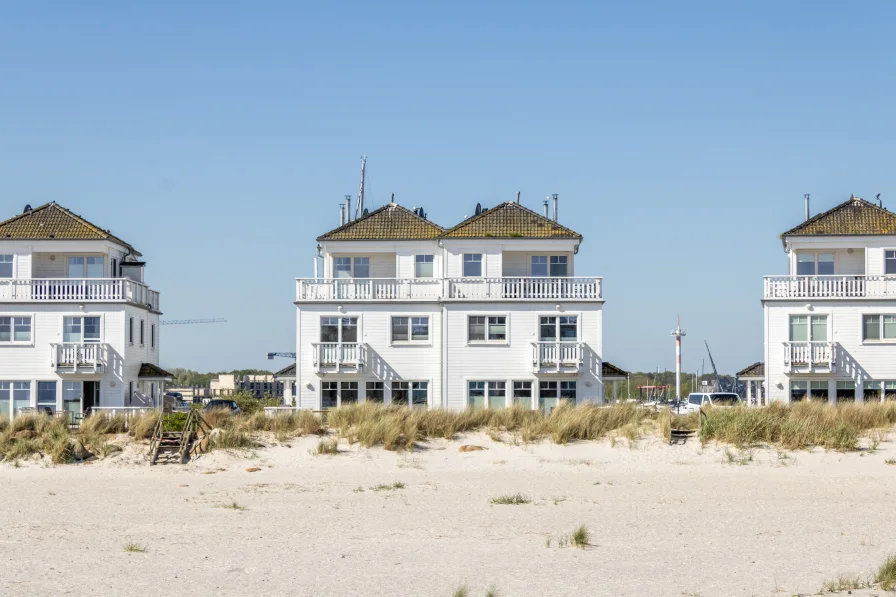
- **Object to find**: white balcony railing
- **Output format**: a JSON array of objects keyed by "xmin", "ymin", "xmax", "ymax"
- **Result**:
[
  {"xmin": 532, "ymin": 341, "xmax": 585, "ymax": 372},
  {"xmin": 311, "ymin": 342, "xmax": 367, "ymax": 372},
  {"xmin": 764, "ymin": 275, "xmax": 896, "ymax": 299},
  {"xmin": 0, "ymin": 278, "xmax": 160, "ymax": 310},
  {"xmin": 296, "ymin": 277, "xmax": 603, "ymax": 302},
  {"xmin": 50, "ymin": 342, "xmax": 108, "ymax": 371},
  {"xmin": 783, "ymin": 341, "xmax": 836, "ymax": 372}
]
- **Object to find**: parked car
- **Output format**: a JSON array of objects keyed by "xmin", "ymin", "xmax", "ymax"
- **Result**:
[
  {"xmin": 203, "ymin": 399, "xmax": 241, "ymax": 415},
  {"xmin": 683, "ymin": 392, "xmax": 742, "ymax": 413}
]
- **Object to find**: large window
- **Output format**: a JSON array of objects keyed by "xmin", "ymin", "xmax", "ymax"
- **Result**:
[
  {"xmin": 796, "ymin": 253, "xmax": 834, "ymax": 276},
  {"xmin": 0, "ymin": 254, "xmax": 12, "ymax": 278},
  {"xmin": 365, "ymin": 382, "xmax": 384, "ymax": 403},
  {"xmin": 539, "ymin": 316, "xmax": 578, "ymax": 341},
  {"xmin": 340, "ymin": 382, "xmax": 358, "ymax": 405},
  {"xmin": 0, "ymin": 381, "xmax": 32, "ymax": 418},
  {"xmin": 0, "ymin": 316, "xmax": 32, "ymax": 343},
  {"xmin": 38, "ymin": 382, "xmax": 56, "ymax": 415},
  {"xmin": 320, "ymin": 317, "xmax": 358, "ymax": 343},
  {"xmin": 468, "ymin": 381, "xmax": 506, "ymax": 409},
  {"xmin": 862, "ymin": 314, "xmax": 896, "ymax": 341},
  {"xmin": 334, "ymin": 256, "xmax": 370, "ymax": 279},
  {"xmin": 886, "ymin": 250, "xmax": 896, "ymax": 275},
  {"xmin": 415, "ymin": 255, "xmax": 434, "ymax": 278},
  {"xmin": 809, "ymin": 381, "xmax": 828, "ymax": 402},
  {"xmin": 391, "ymin": 316, "xmax": 429, "ymax": 343},
  {"xmin": 512, "ymin": 381, "xmax": 533, "ymax": 409},
  {"xmin": 68, "ymin": 256, "xmax": 104, "ymax": 278},
  {"xmin": 792, "ymin": 380, "xmax": 828, "ymax": 402},
  {"xmin": 866, "ymin": 381, "xmax": 896, "ymax": 402},
  {"xmin": 63, "ymin": 316, "xmax": 100, "ymax": 343},
  {"xmin": 63, "ymin": 381, "xmax": 81, "ymax": 418},
  {"xmin": 463, "ymin": 253, "xmax": 482, "ymax": 277},
  {"xmin": 531, "ymin": 255, "xmax": 569, "ymax": 277},
  {"xmin": 539, "ymin": 381, "xmax": 558, "ymax": 414},
  {"xmin": 321, "ymin": 381, "xmax": 338, "ymax": 409},
  {"xmin": 790, "ymin": 380, "xmax": 807, "ymax": 402},
  {"xmin": 836, "ymin": 381, "xmax": 855, "ymax": 403},
  {"xmin": 391, "ymin": 381, "xmax": 428, "ymax": 407},
  {"xmin": 789, "ymin": 315, "xmax": 827, "ymax": 342},
  {"xmin": 468, "ymin": 316, "xmax": 506, "ymax": 342}
]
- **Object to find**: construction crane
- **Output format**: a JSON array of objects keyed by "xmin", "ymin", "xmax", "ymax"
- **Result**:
[
  {"xmin": 160, "ymin": 318, "xmax": 227, "ymax": 326},
  {"xmin": 704, "ymin": 340, "xmax": 730, "ymax": 392},
  {"xmin": 267, "ymin": 352, "xmax": 296, "ymax": 360}
]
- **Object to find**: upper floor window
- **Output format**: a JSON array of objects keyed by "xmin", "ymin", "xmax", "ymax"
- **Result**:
[
  {"xmin": 415, "ymin": 255, "xmax": 434, "ymax": 278},
  {"xmin": 391, "ymin": 316, "xmax": 429, "ymax": 342},
  {"xmin": 0, "ymin": 255, "xmax": 12, "ymax": 278},
  {"xmin": 0, "ymin": 316, "xmax": 31, "ymax": 343},
  {"xmin": 140, "ymin": 320, "xmax": 145, "ymax": 346},
  {"xmin": 468, "ymin": 315, "xmax": 506, "ymax": 342},
  {"xmin": 796, "ymin": 253, "xmax": 833, "ymax": 276},
  {"xmin": 334, "ymin": 257, "xmax": 369, "ymax": 279},
  {"xmin": 68, "ymin": 256, "xmax": 104, "ymax": 278},
  {"xmin": 128, "ymin": 317, "xmax": 134, "ymax": 344},
  {"xmin": 886, "ymin": 250, "xmax": 896, "ymax": 275},
  {"xmin": 862, "ymin": 314, "xmax": 896, "ymax": 341},
  {"xmin": 151, "ymin": 324, "xmax": 156, "ymax": 349},
  {"xmin": 539, "ymin": 316, "xmax": 578, "ymax": 341},
  {"xmin": 789, "ymin": 315, "xmax": 827, "ymax": 342},
  {"xmin": 64, "ymin": 316, "xmax": 100, "ymax": 343},
  {"xmin": 463, "ymin": 253, "xmax": 482, "ymax": 277},
  {"xmin": 320, "ymin": 316, "xmax": 358, "ymax": 343}
]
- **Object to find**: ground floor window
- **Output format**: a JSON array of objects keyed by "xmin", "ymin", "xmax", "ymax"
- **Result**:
[
  {"xmin": 63, "ymin": 381, "xmax": 81, "ymax": 418},
  {"xmin": 468, "ymin": 381, "xmax": 506, "ymax": 409},
  {"xmin": 791, "ymin": 380, "xmax": 828, "ymax": 402},
  {"xmin": 808, "ymin": 381, "xmax": 828, "ymax": 402},
  {"xmin": 560, "ymin": 380, "xmax": 577, "ymax": 401},
  {"xmin": 321, "ymin": 381, "xmax": 359, "ymax": 408},
  {"xmin": 38, "ymin": 381, "xmax": 57, "ymax": 415},
  {"xmin": 392, "ymin": 381, "xmax": 428, "ymax": 407},
  {"xmin": 790, "ymin": 381, "xmax": 807, "ymax": 402},
  {"xmin": 365, "ymin": 381, "xmax": 384, "ymax": 403},
  {"xmin": 0, "ymin": 381, "xmax": 31, "ymax": 419},
  {"xmin": 341, "ymin": 382, "xmax": 358, "ymax": 405},
  {"xmin": 836, "ymin": 381, "xmax": 855, "ymax": 403},
  {"xmin": 512, "ymin": 381, "xmax": 533, "ymax": 408},
  {"xmin": 539, "ymin": 381, "xmax": 558, "ymax": 414},
  {"xmin": 863, "ymin": 381, "xmax": 896, "ymax": 402}
]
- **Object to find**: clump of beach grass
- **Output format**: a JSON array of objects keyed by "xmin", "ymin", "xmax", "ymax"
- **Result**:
[
  {"xmin": 877, "ymin": 554, "xmax": 896, "ymax": 590},
  {"xmin": 370, "ymin": 481, "xmax": 405, "ymax": 491},
  {"xmin": 818, "ymin": 574, "xmax": 870, "ymax": 593},
  {"xmin": 550, "ymin": 524, "xmax": 590, "ymax": 549},
  {"xmin": 123, "ymin": 542, "xmax": 147, "ymax": 553},
  {"xmin": 208, "ymin": 428, "xmax": 258, "ymax": 451},
  {"xmin": 489, "ymin": 493, "xmax": 531, "ymax": 505},
  {"xmin": 452, "ymin": 586, "xmax": 469, "ymax": 597},
  {"xmin": 216, "ymin": 501, "xmax": 247, "ymax": 511},
  {"xmin": 315, "ymin": 437, "xmax": 339, "ymax": 455}
]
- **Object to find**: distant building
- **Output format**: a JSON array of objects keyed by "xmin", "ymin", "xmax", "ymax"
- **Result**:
[{"xmin": 209, "ymin": 374, "xmax": 282, "ymax": 398}]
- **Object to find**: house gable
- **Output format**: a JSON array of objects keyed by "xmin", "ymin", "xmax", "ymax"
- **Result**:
[
  {"xmin": 440, "ymin": 202, "xmax": 582, "ymax": 240},
  {"xmin": 0, "ymin": 202, "xmax": 139, "ymax": 254},
  {"xmin": 317, "ymin": 203, "xmax": 444, "ymax": 241},
  {"xmin": 783, "ymin": 197, "xmax": 896, "ymax": 237}
]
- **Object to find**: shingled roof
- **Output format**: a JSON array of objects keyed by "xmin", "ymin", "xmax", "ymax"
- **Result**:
[
  {"xmin": 602, "ymin": 362, "xmax": 629, "ymax": 378},
  {"xmin": 317, "ymin": 203, "xmax": 445, "ymax": 241},
  {"xmin": 273, "ymin": 363, "xmax": 296, "ymax": 377},
  {"xmin": 138, "ymin": 363, "xmax": 173, "ymax": 378},
  {"xmin": 736, "ymin": 362, "xmax": 764, "ymax": 377},
  {"xmin": 0, "ymin": 202, "xmax": 139, "ymax": 254},
  {"xmin": 441, "ymin": 202, "xmax": 582, "ymax": 239},
  {"xmin": 783, "ymin": 196, "xmax": 896, "ymax": 237}
]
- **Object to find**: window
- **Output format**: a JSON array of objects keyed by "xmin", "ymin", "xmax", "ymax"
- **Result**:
[
  {"xmin": 531, "ymin": 255, "xmax": 568, "ymax": 277},
  {"xmin": 111, "ymin": 258, "xmax": 118, "ymax": 278},
  {"xmin": 151, "ymin": 324, "xmax": 156, "ymax": 349},
  {"xmin": 789, "ymin": 315, "xmax": 827, "ymax": 342},
  {"xmin": 560, "ymin": 381, "xmax": 577, "ymax": 401},
  {"xmin": 334, "ymin": 256, "xmax": 370, "ymax": 279},
  {"xmin": 790, "ymin": 380, "xmax": 807, "ymax": 402},
  {"xmin": 792, "ymin": 380, "xmax": 827, "ymax": 402},
  {"xmin": 817, "ymin": 254, "xmax": 834, "ymax": 275},
  {"xmin": 550, "ymin": 256, "xmax": 568, "ymax": 277},
  {"xmin": 0, "ymin": 316, "xmax": 32, "ymax": 343},
  {"xmin": 63, "ymin": 381, "xmax": 81, "ymax": 418},
  {"xmin": 539, "ymin": 381, "xmax": 558, "ymax": 414},
  {"xmin": 391, "ymin": 381, "xmax": 428, "ymax": 407},
  {"xmin": 0, "ymin": 381, "xmax": 32, "ymax": 417},
  {"xmin": 64, "ymin": 316, "xmax": 100, "ymax": 344},
  {"xmin": 463, "ymin": 253, "xmax": 483, "ymax": 277},
  {"xmin": 321, "ymin": 381, "xmax": 338, "ymax": 408},
  {"xmin": 886, "ymin": 250, "xmax": 896, "ymax": 275},
  {"xmin": 468, "ymin": 381, "xmax": 506, "ymax": 409},
  {"xmin": 128, "ymin": 317, "xmax": 134, "ymax": 344},
  {"xmin": 0, "ymin": 254, "xmax": 12, "ymax": 278},
  {"xmin": 139, "ymin": 320, "xmax": 145, "ymax": 346},
  {"xmin": 864, "ymin": 381, "xmax": 896, "ymax": 402},
  {"xmin": 68, "ymin": 256, "xmax": 104, "ymax": 278},
  {"xmin": 38, "ymin": 382, "xmax": 56, "ymax": 415},
  {"xmin": 415, "ymin": 255, "xmax": 434, "ymax": 278},
  {"xmin": 391, "ymin": 316, "xmax": 429, "ymax": 343},
  {"xmin": 539, "ymin": 315, "xmax": 578, "ymax": 342},
  {"xmin": 862, "ymin": 314, "xmax": 896, "ymax": 341},
  {"xmin": 365, "ymin": 382, "xmax": 384, "ymax": 403},
  {"xmin": 531, "ymin": 256, "xmax": 547, "ymax": 277},
  {"xmin": 320, "ymin": 317, "xmax": 358, "ymax": 343},
  {"xmin": 340, "ymin": 381, "xmax": 358, "ymax": 405},
  {"xmin": 512, "ymin": 381, "xmax": 533, "ymax": 409},
  {"xmin": 796, "ymin": 254, "xmax": 815, "ymax": 276},
  {"xmin": 836, "ymin": 381, "xmax": 855, "ymax": 403},
  {"xmin": 468, "ymin": 316, "xmax": 506, "ymax": 342}
]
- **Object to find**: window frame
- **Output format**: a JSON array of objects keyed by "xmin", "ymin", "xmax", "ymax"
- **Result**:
[
  {"xmin": 62, "ymin": 315, "xmax": 102, "ymax": 344},
  {"xmin": 885, "ymin": 249, "xmax": 896, "ymax": 275},
  {"xmin": 0, "ymin": 254, "xmax": 13, "ymax": 278},
  {"xmin": 389, "ymin": 380, "xmax": 429, "ymax": 408},
  {"xmin": 390, "ymin": 315, "xmax": 431, "ymax": 345},
  {"xmin": 139, "ymin": 319, "xmax": 145, "ymax": 346},
  {"xmin": 37, "ymin": 381, "xmax": 57, "ymax": 414},
  {"xmin": 861, "ymin": 313, "xmax": 896, "ymax": 343},
  {"xmin": 0, "ymin": 313, "xmax": 34, "ymax": 345},
  {"xmin": 512, "ymin": 380, "xmax": 534, "ymax": 409},
  {"xmin": 788, "ymin": 314, "xmax": 828, "ymax": 342},
  {"xmin": 364, "ymin": 381, "xmax": 385, "ymax": 403},
  {"xmin": 67, "ymin": 255, "xmax": 106, "ymax": 278},
  {"xmin": 467, "ymin": 380, "xmax": 508, "ymax": 409},
  {"xmin": 0, "ymin": 381, "xmax": 33, "ymax": 418},
  {"xmin": 414, "ymin": 254, "xmax": 434, "ymax": 278},
  {"xmin": 150, "ymin": 323, "xmax": 156, "ymax": 349},
  {"xmin": 333, "ymin": 256, "xmax": 371, "ymax": 279},
  {"xmin": 128, "ymin": 316, "xmax": 134, "ymax": 345},
  {"xmin": 319, "ymin": 315, "xmax": 360, "ymax": 344},
  {"xmin": 467, "ymin": 314, "xmax": 508, "ymax": 344},
  {"xmin": 795, "ymin": 252, "xmax": 835, "ymax": 276},
  {"xmin": 538, "ymin": 314, "xmax": 579, "ymax": 342},
  {"xmin": 462, "ymin": 253, "xmax": 483, "ymax": 278}
]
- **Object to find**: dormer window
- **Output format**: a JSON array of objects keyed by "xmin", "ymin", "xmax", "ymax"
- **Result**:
[
  {"xmin": 334, "ymin": 257, "xmax": 369, "ymax": 279},
  {"xmin": 796, "ymin": 253, "xmax": 833, "ymax": 276},
  {"xmin": 886, "ymin": 250, "xmax": 896, "ymax": 274}
]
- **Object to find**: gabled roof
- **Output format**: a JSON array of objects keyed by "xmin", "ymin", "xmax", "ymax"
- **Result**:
[
  {"xmin": 602, "ymin": 362, "xmax": 629, "ymax": 378},
  {"xmin": 783, "ymin": 196, "xmax": 896, "ymax": 237},
  {"xmin": 273, "ymin": 363, "xmax": 296, "ymax": 378},
  {"xmin": 138, "ymin": 363, "xmax": 173, "ymax": 378},
  {"xmin": 441, "ymin": 202, "xmax": 582, "ymax": 239},
  {"xmin": 736, "ymin": 362, "xmax": 764, "ymax": 377},
  {"xmin": 317, "ymin": 203, "xmax": 445, "ymax": 241},
  {"xmin": 0, "ymin": 202, "xmax": 139, "ymax": 254}
]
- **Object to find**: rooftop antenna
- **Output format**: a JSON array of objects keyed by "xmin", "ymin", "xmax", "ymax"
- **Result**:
[
  {"xmin": 877, "ymin": 193, "xmax": 882, "ymax": 208},
  {"xmin": 804, "ymin": 193, "xmax": 810, "ymax": 222},
  {"xmin": 355, "ymin": 155, "xmax": 367, "ymax": 219},
  {"xmin": 671, "ymin": 317, "xmax": 686, "ymax": 401},
  {"xmin": 516, "ymin": 191, "xmax": 521, "ymax": 204}
]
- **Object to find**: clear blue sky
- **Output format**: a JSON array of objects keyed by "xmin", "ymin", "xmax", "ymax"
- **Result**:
[{"xmin": 1, "ymin": 1, "xmax": 894, "ymax": 375}]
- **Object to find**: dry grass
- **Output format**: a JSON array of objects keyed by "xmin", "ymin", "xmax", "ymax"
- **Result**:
[
  {"xmin": 818, "ymin": 574, "xmax": 870, "ymax": 593},
  {"xmin": 123, "ymin": 542, "xmax": 147, "ymax": 553},
  {"xmin": 370, "ymin": 481, "xmax": 405, "ymax": 491},
  {"xmin": 489, "ymin": 493, "xmax": 531, "ymax": 505},
  {"xmin": 0, "ymin": 413, "xmax": 73, "ymax": 463},
  {"xmin": 877, "ymin": 554, "xmax": 896, "ymax": 591},
  {"xmin": 216, "ymin": 501, "xmax": 247, "ymax": 511},
  {"xmin": 315, "ymin": 437, "xmax": 339, "ymax": 455}
]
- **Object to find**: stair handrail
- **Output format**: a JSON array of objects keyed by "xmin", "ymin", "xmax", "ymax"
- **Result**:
[
  {"xmin": 178, "ymin": 409, "xmax": 195, "ymax": 463},
  {"xmin": 147, "ymin": 412, "xmax": 164, "ymax": 464}
]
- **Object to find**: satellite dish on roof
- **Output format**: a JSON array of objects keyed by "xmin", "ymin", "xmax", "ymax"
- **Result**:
[{"xmin": 475, "ymin": 203, "xmax": 482, "ymax": 216}]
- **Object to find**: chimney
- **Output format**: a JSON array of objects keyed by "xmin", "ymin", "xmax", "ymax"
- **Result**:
[
  {"xmin": 804, "ymin": 193, "xmax": 810, "ymax": 222},
  {"xmin": 552, "ymin": 193, "xmax": 559, "ymax": 222},
  {"xmin": 542, "ymin": 200, "xmax": 549, "ymax": 217},
  {"xmin": 516, "ymin": 191, "xmax": 521, "ymax": 204},
  {"xmin": 339, "ymin": 204, "xmax": 345, "ymax": 226},
  {"xmin": 345, "ymin": 195, "xmax": 352, "ymax": 223}
]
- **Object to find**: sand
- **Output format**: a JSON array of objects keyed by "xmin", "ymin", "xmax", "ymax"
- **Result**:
[{"xmin": 2, "ymin": 433, "xmax": 895, "ymax": 597}]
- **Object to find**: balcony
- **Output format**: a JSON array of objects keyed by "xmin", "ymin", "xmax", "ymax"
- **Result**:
[
  {"xmin": 50, "ymin": 343, "xmax": 108, "ymax": 373},
  {"xmin": 311, "ymin": 342, "xmax": 367, "ymax": 373},
  {"xmin": 532, "ymin": 341, "xmax": 585, "ymax": 373},
  {"xmin": 783, "ymin": 341, "xmax": 837, "ymax": 373},
  {"xmin": 764, "ymin": 275, "xmax": 896, "ymax": 300},
  {"xmin": 296, "ymin": 277, "xmax": 603, "ymax": 302},
  {"xmin": 0, "ymin": 279, "xmax": 160, "ymax": 311}
]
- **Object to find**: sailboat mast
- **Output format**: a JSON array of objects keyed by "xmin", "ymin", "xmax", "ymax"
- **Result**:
[{"xmin": 356, "ymin": 154, "xmax": 367, "ymax": 218}]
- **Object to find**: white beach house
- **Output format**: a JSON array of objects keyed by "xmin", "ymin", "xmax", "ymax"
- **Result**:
[
  {"xmin": 0, "ymin": 202, "xmax": 170, "ymax": 421},
  {"xmin": 294, "ymin": 198, "xmax": 617, "ymax": 411},
  {"xmin": 762, "ymin": 195, "xmax": 896, "ymax": 403}
]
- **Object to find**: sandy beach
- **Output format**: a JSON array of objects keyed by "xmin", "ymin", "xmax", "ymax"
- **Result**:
[{"xmin": 2, "ymin": 433, "xmax": 895, "ymax": 597}]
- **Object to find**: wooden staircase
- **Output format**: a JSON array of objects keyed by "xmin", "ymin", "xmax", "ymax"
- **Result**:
[{"xmin": 148, "ymin": 410, "xmax": 211, "ymax": 465}]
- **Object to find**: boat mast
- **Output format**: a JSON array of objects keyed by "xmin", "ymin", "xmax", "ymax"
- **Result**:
[{"xmin": 356, "ymin": 154, "xmax": 367, "ymax": 218}]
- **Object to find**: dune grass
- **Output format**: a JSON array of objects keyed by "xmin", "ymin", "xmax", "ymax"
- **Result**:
[
  {"xmin": 315, "ymin": 437, "xmax": 339, "ymax": 455},
  {"xmin": 489, "ymin": 493, "xmax": 531, "ymax": 505},
  {"xmin": 877, "ymin": 554, "xmax": 896, "ymax": 591},
  {"xmin": 123, "ymin": 542, "xmax": 147, "ymax": 553}
]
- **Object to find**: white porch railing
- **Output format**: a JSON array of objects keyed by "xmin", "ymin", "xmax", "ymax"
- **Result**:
[
  {"xmin": 0, "ymin": 278, "xmax": 160, "ymax": 310},
  {"xmin": 90, "ymin": 406, "xmax": 157, "ymax": 422},
  {"xmin": 311, "ymin": 342, "xmax": 367, "ymax": 371},
  {"xmin": 764, "ymin": 275, "xmax": 896, "ymax": 299},
  {"xmin": 783, "ymin": 341, "xmax": 836, "ymax": 371},
  {"xmin": 532, "ymin": 341, "xmax": 585, "ymax": 372},
  {"xmin": 50, "ymin": 342, "xmax": 108, "ymax": 371},
  {"xmin": 296, "ymin": 277, "xmax": 603, "ymax": 301}
]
